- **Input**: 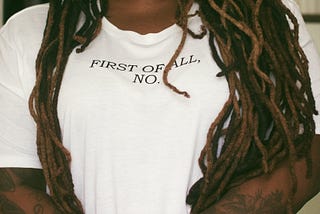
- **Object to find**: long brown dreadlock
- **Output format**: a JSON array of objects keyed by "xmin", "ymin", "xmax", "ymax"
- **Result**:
[{"xmin": 28, "ymin": 0, "xmax": 318, "ymax": 213}]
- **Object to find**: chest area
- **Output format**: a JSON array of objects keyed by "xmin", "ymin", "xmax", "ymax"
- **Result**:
[{"xmin": 57, "ymin": 34, "xmax": 229, "ymax": 120}]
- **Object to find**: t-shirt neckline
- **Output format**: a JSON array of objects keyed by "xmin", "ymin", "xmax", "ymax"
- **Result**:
[
  {"xmin": 100, "ymin": 3, "xmax": 199, "ymax": 45},
  {"xmin": 101, "ymin": 17, "xmax": 181, "ymax": 45}
]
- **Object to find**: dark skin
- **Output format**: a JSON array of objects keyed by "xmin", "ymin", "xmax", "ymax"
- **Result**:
[
  {"xmin": 107, "ymin": 0, "xmax": 178, "ymax": 34},
  {"xmin": 199, "ymin": 135, "xmax": 320, "ymax": 214},
  {"xmin": 1, "ymin": 0, "xmax": 320, "ymax": 213},
  {"xmin": 0, "ymin": 169, "xmax": 60, "ymax": 213}
]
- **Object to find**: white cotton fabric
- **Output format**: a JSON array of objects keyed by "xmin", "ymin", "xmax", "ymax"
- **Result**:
[{"xmin": 0, "ymin": 0, "xmax": 319, "ymax": 213}]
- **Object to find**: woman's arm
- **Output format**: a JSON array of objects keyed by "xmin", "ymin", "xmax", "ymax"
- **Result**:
[
  {"xmin": 201, "ymin": 134, "xmax": 320, "ymax": 214},
  {"xmin": 0, "ymin": 168, "xmax": 61, "ymax": 213}
]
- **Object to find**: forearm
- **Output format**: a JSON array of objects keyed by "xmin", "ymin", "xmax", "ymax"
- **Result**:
[
  {"xmin": 1, "ymin": 185, "xmax": 61, "ymax": 214},
  {"xmin": 200, "ymin": 135, "xmax": 320, "ymax": 214},
  {"xmin": 0, "ymin": 168, "xmax": 61, "ymax": 213}
]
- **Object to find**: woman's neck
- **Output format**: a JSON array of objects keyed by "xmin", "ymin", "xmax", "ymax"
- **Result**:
[{"xmin": 106, "ymin": 0, "xmax": 178, "ymax": 34}]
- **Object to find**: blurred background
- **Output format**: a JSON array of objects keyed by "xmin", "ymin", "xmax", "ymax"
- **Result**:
[{"xmin": 0, "ymin": 0, "xmax": 319, "ymax": 213}]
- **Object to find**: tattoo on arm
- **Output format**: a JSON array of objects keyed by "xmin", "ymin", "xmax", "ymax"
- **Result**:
[
  {"xmin": 0, "ymin": 169, "xmax": 15, "ymax": 192},
  {"xmin": 34, "ymin": 204, "xmax": 44, "ymax": 214},
  {"xmin": 0, "ymin": 168, "xmax": 46, "ymax": 192},
  {"xmin": 210, "ymin": 190, "xmax": 286, "ymax": 214},
  {"xmin": 11, "ymin": 168, "xmax": 46, "ymax": 191},
  {"xmin": 0, "ymin": 169, "xmax": 60, "ymax": 214},
  {"xmin": 0, "ymin": 195, "xmax": 25, "ymax": 214}
]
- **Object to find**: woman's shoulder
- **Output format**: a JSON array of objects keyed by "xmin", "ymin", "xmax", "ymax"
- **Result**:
[
  {"xmin": 0, "ymin": 4, "xmax": 49, "ymax": 46},
  {"xmin": 3, "ymin": 3, "xmax": 49, "ymax": 27}
]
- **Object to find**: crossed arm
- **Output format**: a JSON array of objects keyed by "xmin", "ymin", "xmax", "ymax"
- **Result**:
[
  {"xmin": 200, "ymin": 134, "xmax": 320, "ymax": 214},
  {"xmin": 0, "ymin": 168, "xmax": 60, "ymax": 213},
  {"xmin": 1, "ymin": 136, "xmax": 319, "ymax": 214}
]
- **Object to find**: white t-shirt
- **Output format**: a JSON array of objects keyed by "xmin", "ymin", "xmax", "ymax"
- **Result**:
[{"xmin": 0, "ymin": 1, "xmax": 319, "ymax": 213}]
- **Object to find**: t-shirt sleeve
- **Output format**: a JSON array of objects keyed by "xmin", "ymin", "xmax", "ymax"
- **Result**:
[
  {"xmin": 284, "ymin": 0, "xmax": 320, "ymax": 134},
  {"xmin": 0, "ymin": 25, "xmax": 41, "ymax": 168}
]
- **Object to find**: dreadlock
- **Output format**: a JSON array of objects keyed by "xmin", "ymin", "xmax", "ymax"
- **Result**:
[
  {"xmin": 186, "ymin": 0, "xmax": 317, "ymax": 213},
  {"xmin": 28, "ymin": 0, "xmax": 318, "ymax": 213},
  {"xmin": 29, "ymin": 0, "xmax": 104, "ymax": 212}
]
